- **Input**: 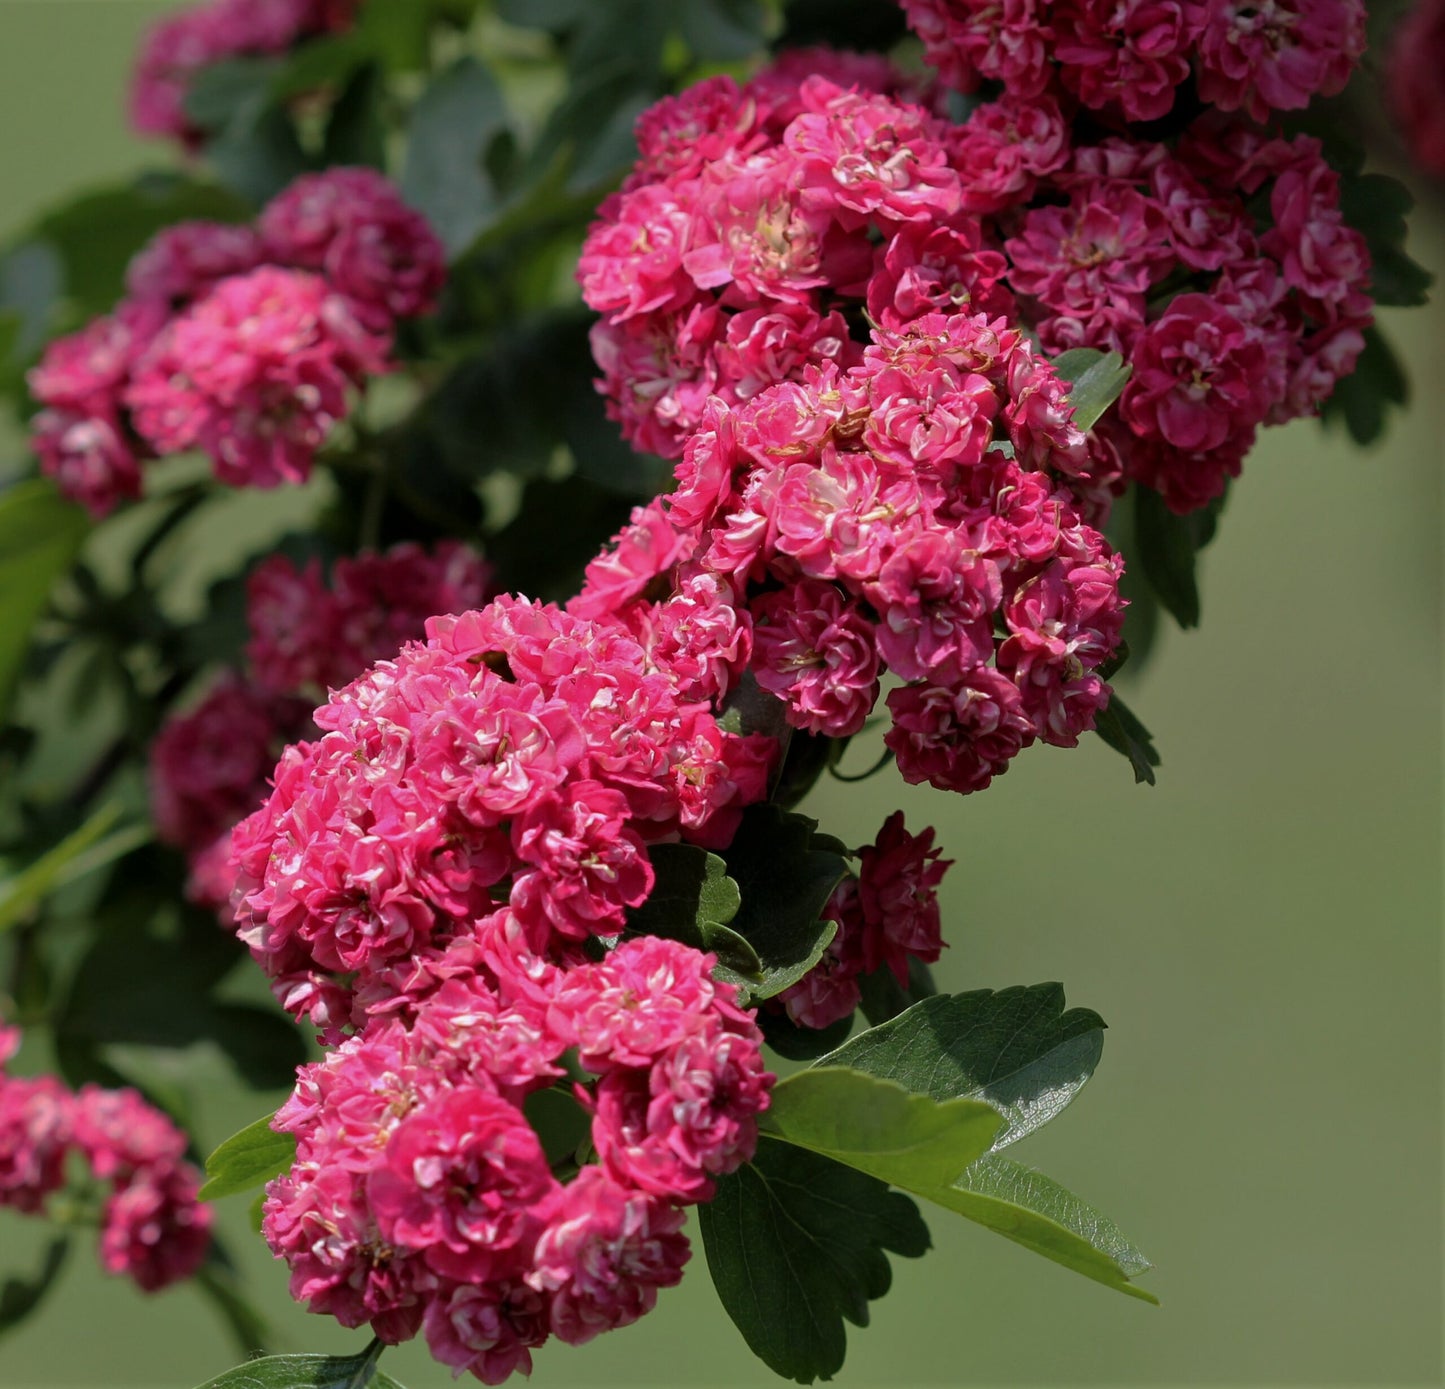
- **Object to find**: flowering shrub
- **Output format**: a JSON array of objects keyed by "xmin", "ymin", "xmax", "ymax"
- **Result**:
[
  {"xmin": 1388, "ymin": 0, "xmax": 1445, "ymax": 178},
  {"xmin": 0, "ymin": 1028, "xmax": 212, "ymax": 1292},
  {"xmin": 29, "ymin": 168, "xmax": 443, "ymax": 514},
  {"xmin": 0, "ymin": 0, "xmax": 1430, "ymax": 1385}
]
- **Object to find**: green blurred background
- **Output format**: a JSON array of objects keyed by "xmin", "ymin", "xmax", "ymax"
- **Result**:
[{"xmin": 0, "ymin": 4, "xmax": 1439, "ymax": 1386}]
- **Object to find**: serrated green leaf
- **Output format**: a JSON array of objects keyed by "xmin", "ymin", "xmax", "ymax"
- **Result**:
[
  {"xmin": 626, "ymin": 843, "xmax": 761, "ymax": 977},
  {"xmin": 716, "ymin": 804, "xmax": 848, "ymax": 1004},
  {"xmin": 1133, "ymin": 483, "xmax": 1225, "ymax": 630},
  {"xmin": 699, "ymin": 1138, "xmax": 930, "ymax": 1385},
  {"xmin": 201, "ymin": 1114, "xmax": 296, "ymax": 1201},
  {"xmin": 1052, "ymin": 348, "xmax": 1132, "ymax": 430},
  {"xmin": 920, "ymin": 1155, "xmax": 1157, "ymax": 1304},
  {"xmin": 0, "ymin": 480, "xmax": 89, "ymax": 719},
  {"xmin": 402, "ymin": 57, "xmax": 509, "ymax": 256},
  {"xmin": 1093, "ymin": 692, "xmax": 1160, "ymax": 786},
  {"xmin": 764, "ymin": 1068, "xmax": 1001, "ymax": 1188},
  {"xmin": 194, "ymin": 1344, "xmax": 406, "ymax": 1389},
  {"xmin": 0, "ymin": 1238, "xmax": 69, "ymax": 1337},
  {"xmin": 817, "ymin": 985, "xmax": 1105, "ymax": 1149},
  {"xmin": 1322, "ymin": 325, "xmax": 1409, "ymax": 446},
  {"xmin": 1369, "ymin": 241, "xmax": 1434, "ymax": 308}
]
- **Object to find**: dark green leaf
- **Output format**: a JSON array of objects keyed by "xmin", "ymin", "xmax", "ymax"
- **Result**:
[
  {"xmin": 1368, "ymin": 241, "xmax": 1433, "ymax": 308},
  {"xmin": 0, "ymin": 241, "xmax": 63, "ymax": 370},
  {"xmin": 776, "ymin": 0, "xmax": 907, "ymax": 48},
  {"xmin": 206, "ymin": 102, "xmax": 310, "ymax": 207},
  {"xmin": 1093, "ymin": 692, "xmax": 1160, "ymax": 786},
  {"xmin": 201, "ymin": 1113, "xmax": 296, "ymax": 1202},
  {"xmin": 678, "ymin": 0, "xmax": 770, "ymax": 60},
  {"xmin": 495, "ymin": 0, "xmax": 592, "ymax": 29},
  {"xmin": 626, "ymin": 844, "xmax": 762, "ymax": 977},
  {"xmin": 0, "ymin": 1238, "xmax": 69, "ymax": 1337},
  {"xmin": 716, "ymin": 804, "xmax": 848, "ymax": 1005},
  {"xmin": 184, "ymin": 58, "xmax": 278, "ymax": 130},
  {"xmin": 758, "ymin": 1005, "xmax": 855, "ymax": 1062},
  {"xmin": 0, "ymin": 804, "xmax": 148, "ymax": 934},
  {"xmin": 817, "ymin": 985, "xmax": 1105, "ymax": 1150},
  {"xmin": 401, "ymin": 57, "xmax": 509, "ymax": 256},
  {"xmin": 323, "ymin": 63, "xmax": 387, "ymax": 170},
  {"xmin": 921, "ymin": 1155, "xmax": 1158, "ymax": 1304},
  {"xmin": 1133, "ymin": 483, "xmax": 1225, "ymax": 630},
  {"xmin": 522, "ymin": 1087, "xmax": 591, "ymax": 1166},
  {"xmin": 0, "ymin": 481, "xmax": 90, "ymax": 720},
  {"xmin": 699, "ymin": 1138, "xmax": 930, "ymax": 1385},
  {"xmin": 194, "ymin": 1343, "xmax": 407, "ymax": 1389},
  {"xmin": 1052, "ymin": 348, "xmax": 1132, "ymax": 431},
  {"xmin": 1322, "ymin": 325, "xmax": 1409, "ymax": 447},
  {"xmin": 855, "ymin": 957, "xmax": 936, "ymax": 1028},
  {"xmin": 210, "ymin": 1004, "xmax": 310, "ymax": 1090},
  {"xmin": 764, "ymin": 1068, "xmax": 1001, "ymax": 1188}
]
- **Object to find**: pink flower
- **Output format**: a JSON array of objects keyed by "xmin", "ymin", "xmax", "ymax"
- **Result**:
[
  {"xmin": 900, "ymin": 0, "xmax": 1057, "ymax": 96},
  {"xmin": 751, "ymin": 580, "xmax": 880, "ymax": 737},
  {"xmin": 422, "ymin": 1280, "xmax": 548, "ymax": 1384},
  {"xmin": 856, "ymin": 813, "xmax": 951, "ymax": 984},
  {"xmin": 778, "ymin": 878, "xmax": 867, "ymax": 1029},
  {"xmin": 1191, "ymin": 0, "xmax": 1365, "ymax": 120},
  {"xmin": 1054, "ymin": 0, "xmax": 1200, "ymax": 120},
  {"xmin": 528, "ymin": 1167, "xmax": 690, "ymax": 1345},
  {"xmin": 867, "ymin": 222, "xmax": 1014, "ymax": 330},
  {"xmin": 30, "ymin": 410, "xmax": 143, "ymax": 518},
  {"xmin": 579, "ymin": 183, "xmax": 699, "ymax": 322},
  {"xmin": 948, "ymin": 93, "xmax": 1071, "ymax": 215},
  {"xmin": 0, "ymin": 1068, "xmax": 72, "ymax": 1214},
  {"xmin": 98, "ymin": 1166, "xmax": 213, "ymax": 1292},
  {"xmin": 1389, "ymin": 0, "xmax": 1445, "ymax": 177},
  {"xmin": 259, "ymin": 168, "xmax": 447, "ymax": 323},
  {"xmin": 126, "ymin": 222, "xmax": 265, "ymax": 307},
  {"xmin": 126, "ymin": 266, "xmax": 390, "ymax": 489},
  {"xmin": 885, "ymin": 671, "xmax": 1035, "ymax": 794}
]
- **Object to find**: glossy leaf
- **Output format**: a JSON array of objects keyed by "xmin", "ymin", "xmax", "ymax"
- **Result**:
[
  {"xmin": 699, "ymin": 1138, "xmax": 930, "ymax": 1384},
  {"xmin": 0, "ymin": 1238, "xmax": 69, "ymax": 1337},
  {"xmin": 201, "ymin": 1113, "xmax": 296, "ymax": 1201},
  {"xmin": 0, "ymin": 481, "xmax": 90, "ymax": 719},
  {"xmin": 402, "ymin": 57, "xmax": 508, "ymax": 256},
  {"xmin": 715, "ymin": 804, "xmax": 848, "ymax": 1005},
  {"xmin": 1093, "ymin": 692, "xmax": 1160, "ymax": 786},
  {"xmin": 1052, "ymin": 348, "xmax": 1132, "ymax": 430},
  {"xmin": 194, "ymin": 1344, "xmax": 406, "ymax": 1389},
  {"xmin": 626, "ymin": 844, "xmax": 761, "ymax": 979},
  {"xmin": 819, "ymin": 985, "xmax": 1104, "ymax": 1149},
  {"xmin": 763, "ymin": 1068, "xmax": 1002, "ymax": 1188},
  {"xmin": 921, "ymin": 1155, "xmax": 1158, "ymax": 1304}
]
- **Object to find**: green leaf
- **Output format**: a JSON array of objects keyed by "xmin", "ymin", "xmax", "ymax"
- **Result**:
[
  {"xmin": 184, "ymin": 57, "xmax": 279, "ymax": 131},
  {"xmin": 201, "ymin": 1114, "xmax": 296, "ymax": 1201},
  {"xmin": 757, "ymin": 1006, "xmax": 855, "ymax": 1062},
  {"xmin": 716, "ymin": 804, "xmax": 848, "ymax": 1005},
  {"xmin": 0, "ymin": 1238, "xmax": 69, "ymax": 1337},
  {"xmin": 194, "ymin": 1343, "xmax": 407, "ymax": 1389},
  {"xmin": 1093, "ymin": 691, "xmax": 1160, "ymax": 786},
  {"xmin": 206, "ymin": 102, "xmax": 310, "ymax": 207},
  {"xmin": 29, "ymin": 177, "xmax": 250, "ymax": 315},
  {"xmin": 196, "ymin": 1260, "xmax": 272, "ymax": 1359},
  {"xmin": 401, "ymin": 56, "xmax": 509, "ymax": 256},
  {"xmin": 323, "ymin": 63, "xmax": 387, "ymax": 170},
  {"xmin": 1132, "ymin": 483, "xmax": 1224, "ymax": 631},
  {"xmin": 817, "ymin": 985, "xmax": 1105, "ymax": 1150},
  {"xmin": 699, "ymin": 1138, "xmax": 930, "ymax": 1385},
  {"xmin": 0, "ymin": 241, "xmax": 63, "ymax": 371},
  {"xmin": 678, "ymin": 0, "xmax": 770, "ymax": 59},
  {"xmin": 626, "ymin": 844, "xmax": 762, "ymax": 978},
  {"xmin": 0, "ymin": 480, "xmax": 89, "ymax": 718},
  {"xmin": 1322, "ymin": 325, "xmax": 1409, "ymax": 447},
  {"xmin": 764, "ymin": 1068, "xmax": 1002, "ymax": 1189},
  {"xmin": 921, "ymin": 1155, "xmax": 1158, "ymax": 1304},
  {"xmin": 855, "ymin": 957, "xmax": 936, "ymax": 1027},
  {"xmin": 1367, "ymin": 241, "xmax": 1433, "ymax": 309},
  {"xmin": 522, "ymin": 1086, "xmax": 591, "ymax": 1167},
  {"xmin": 0, "ymin": 803, "xmax": 138, "ymax": 935},
  {"xmin": 1052, "ymin": 348, "xmax": 1132, "ymax": 430}
]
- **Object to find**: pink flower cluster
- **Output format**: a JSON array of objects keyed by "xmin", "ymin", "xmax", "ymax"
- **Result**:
[
  {"xmin": 779, "ymin": 812, "xmax": 950, "ymax": 1030},
  {"xmin": 899, "ymin": 0, "xmax": 1364, "ymax": 123},
  {"xmin": 150, "ymin": 541, "xmax": 490, "ymax": 915},
  {"xmin": 1389, "ymin": 0, "xmax": 1445, "ymax": 178},
  {"xmin": 262, "ymin": 935, "xmax": 771, "ymax": 1381},
  {"xmin": 585, "ymin": 46, "xmax": 1375, "ymax": 515},
  {"xmin": 1012, "ymin": 126, "xmax": 1373, "ymax": 510},
  {"xmin": 29, "ymin": 168, "xmax": 444, "ymax": 516},
  {"xmin": 0, "ymin": 1027, "xmax": 212, "ymax": 1292},
  {"xmin": 131, "ymin": 0, "xmax": 359, "ymax": 145},
  {"xmin": 573, "ymin": 310, "xmax": 1126, "ymax": 793},
  {"xmin": 227, "ymin": 596, "xmax": 774, "ymax": 1031}
]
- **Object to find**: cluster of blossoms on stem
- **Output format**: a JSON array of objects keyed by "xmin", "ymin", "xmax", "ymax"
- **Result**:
[
  {"xmin": 131, "ymin": 0, "xmax": 359, "ymax": 145},
  {"xmin": 573, "ymin": 310, "xmax": 1126, "ymax": 794},
  {"xmin": 1389, "ymin": 0, "xmax": 1445, "ymax": 178},
  {"xmin": 227, "ymin": 596, "xmax": 774, "ymax": 1030},
  {"xmin": 261, "ymin": 935, "xmax": 770, "ymax": 1381},
  {"xmin": 779, "ymin": 812, "xmax": 950, "ymax": 1029},
  {"xmin": 0, "ymin": 1027, "xmax": 212, "ymax": 1291},
  {"xmin": 583, "ymin": 41, "xmax": 1375, "ymax": 513},
  {"xmin": 29, "ymin": 167, "xmax": 444, "ymax": 516},
  {"xmin": 150, "ymin": 541, "xmax": 489, "ymax": 916},
  {"xmin": 899, "ymin": 0, "xmax": 1365, "ymax": 123}
]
